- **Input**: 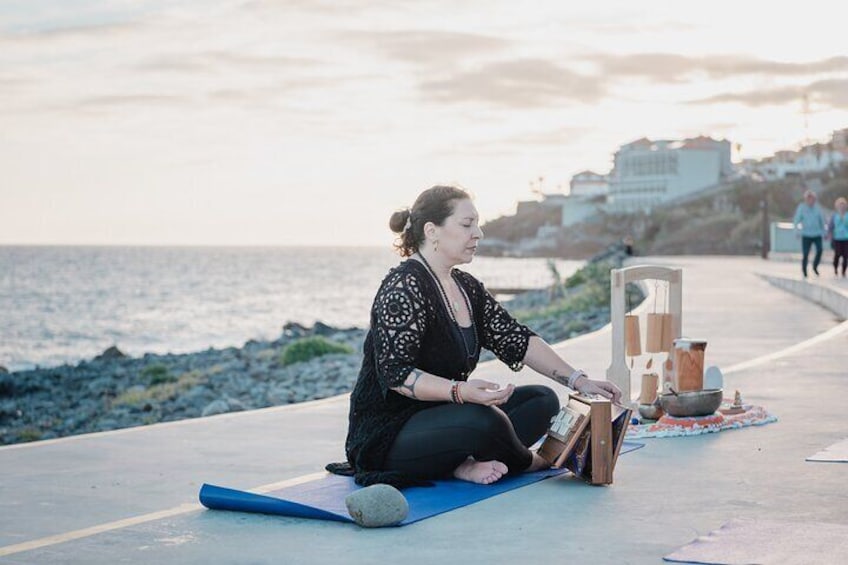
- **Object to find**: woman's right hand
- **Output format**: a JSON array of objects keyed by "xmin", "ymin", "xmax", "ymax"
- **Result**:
[{"xmin": 460, "ymin": 380, "xmax": 515, "ymax": 406}]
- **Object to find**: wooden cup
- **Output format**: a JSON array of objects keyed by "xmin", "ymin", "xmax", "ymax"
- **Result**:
[{"xmin": 639, "ymin": 373, "xmax": 659, "ymax": 404}]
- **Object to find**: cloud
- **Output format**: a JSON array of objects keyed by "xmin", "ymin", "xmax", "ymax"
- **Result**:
[
  {"xmin": 0, "ymin": 20, "xmax": 146, "ymax": 44},
  {"xmin": 435, "ymin": 126, "xmax": 593, "ymax": 158},
  {"xmin": 73, "ymin": 94, "xmax": 193, "ymax": 110},
  {"xmin": 584, "ymin": 53, "xmax": 848, "ymax": 82},
  {"xmin": 813, "ymin": 78, "xmax": 848, "ymax": 108},
  {"xmin": 689, "ymin": 78, "xmax": 848, "ymax": 109},
  {"xmin": 577, "ymin": 20, "xmax": 698, "ymax": 35},
  {"xmin": 699, "ymin": 121, "xmax": 746, "ymax": 132},
  {"xmin": 132, "ymin": 51, "xmax": 322, "ymax": 74},
  {"xmin": 491, "ymin": 126, "xmax": 593, "ymax": 146},
  {"xmin": 691, "ymin": 86, "xmax": 802, "ymax": 107},
  {"xmin": 338, "ymin": 29, "xmax": 510, "ymax": 66},
  {"xmin": 0, "ymin": 74, "xmax": 33, "ymax": 88},
  {"xmin": 419, "ymin": 58, "xmax": 604, "ymax": 108},
  {"xmin": 241, "ymin": 0, "xmax": 364, "ymax": 14}
]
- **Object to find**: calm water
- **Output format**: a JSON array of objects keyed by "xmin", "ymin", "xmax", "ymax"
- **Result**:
[{"xmin": 0, "ymin": 246, "xmax": 582, "ymax": 371}]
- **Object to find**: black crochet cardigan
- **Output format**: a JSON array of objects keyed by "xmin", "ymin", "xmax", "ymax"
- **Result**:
[{"xmin": 329, "ymin": 259, "xmax": 534, "ymax": 488}]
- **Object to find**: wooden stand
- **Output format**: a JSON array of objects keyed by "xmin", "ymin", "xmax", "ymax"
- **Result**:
[
  {"xmin": 607, "ymin": 265, "xmax": 683, "ymax": 407},
  {"xmin": 538, "ymin": 394, "xmax": 632, "ymax": 485}
]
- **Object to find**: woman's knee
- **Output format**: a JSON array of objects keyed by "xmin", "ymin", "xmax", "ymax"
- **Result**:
[
  {"xmin": 456, "ymin": 404, "xmax": 512, "ymax": 434},
  {"xmin": 536, "ymin": 385, "xmax": 561, "ymax": 417},
  {"xmin": 515, "ymin": 384, "xmax": 560, "ymax": 418}
]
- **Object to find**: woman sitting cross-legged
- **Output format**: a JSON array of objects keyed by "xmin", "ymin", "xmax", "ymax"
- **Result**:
[{"xmin": 332, "ymin": 185, "xmax": 621, "ymax": 488}]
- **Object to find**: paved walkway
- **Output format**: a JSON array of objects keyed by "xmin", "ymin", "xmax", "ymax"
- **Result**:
[{"xmin": 1, "ymin": 256, "xmax": 847, "ymax": 564}]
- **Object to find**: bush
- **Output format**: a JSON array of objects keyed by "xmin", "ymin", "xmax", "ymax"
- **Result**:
[
  {"xmin": 18, "ymin": 427, "xmax": 42, "ymax": 442},
  {"xmin": 516, "ymin": 260, "xmax": 618, "ymax": 324},
  {"xmin": 142, "ymin": 364, "xmax": 174, "ymax": 386},
  {"xmin": 280, "ymin": 337, "xmax": 353, "ymax": 366},
  {"xmin": 113, "ymin": 371, "xmax": 203, "ymax": 407}
]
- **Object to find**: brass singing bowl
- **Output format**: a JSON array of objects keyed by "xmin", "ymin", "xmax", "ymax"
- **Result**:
[{"xmin": 659, "ymin": 388, "xmax": 723, "ymax": 417}]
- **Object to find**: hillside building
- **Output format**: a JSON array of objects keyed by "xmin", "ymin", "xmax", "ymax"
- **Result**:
[
  {"xmin": 569, "ymin": 171, "xmax": 609, "ymax": 197},
  {"xmin": 606, "ymin": 136, "xmax": 732, "ymax": 212},
  {"xmin": 750, "ymin": 144, "xmax": 845, "ymax": 180}
]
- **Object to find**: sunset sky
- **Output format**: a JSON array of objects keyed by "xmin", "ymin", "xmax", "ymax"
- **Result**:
[{"xmin": 2, "ymin": 0, "xmax": 847, "ymax": 246}]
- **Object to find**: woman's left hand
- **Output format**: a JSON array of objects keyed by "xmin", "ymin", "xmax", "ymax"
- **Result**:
[
  {"xmin": 574, "ymin": 376, "xmax": 622, "ymax": 404},
  {"xmin": 462, "ymin": 379, "xmax": 515, "ymax": 406}
]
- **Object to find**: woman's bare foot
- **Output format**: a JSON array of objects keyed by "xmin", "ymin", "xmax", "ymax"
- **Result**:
[
  {"xmin": 526, "ymin": 450, "xmax": 551, "ymax": 472},
  {"xmin": 453, "ymin": 457, "xmax": 508, "ymax": 485}
]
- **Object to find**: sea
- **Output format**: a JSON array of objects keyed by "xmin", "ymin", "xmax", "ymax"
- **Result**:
[{"xmin": 0, "ymin": 246, "xmax": 583, "ymax": 372}]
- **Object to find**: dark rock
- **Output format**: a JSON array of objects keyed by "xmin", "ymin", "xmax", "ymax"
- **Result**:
[
  {"xmin": 282, "ymin": 321, "xmax": 309, "ymax": 338},
  {"xmin": 0, "ymin": 365, "xmax": 8, "ymax": 374},
  {"xmin": 95, "ymin": 346, "xmax": 127, "ymax": 361},
  {"xmin": 312, "ymin": 321, "xmax": 335, "ymax": 336},
  {"xmin": 201, "ymin": 397, "xmax": 245, "ymax": 417},
  {"xmin": 0, "ymin": 375, "xmax": 14, "ymax": 397},
  {"xmin": 201, "ymin": 399, "xmax": 229, "ymax": 417}
]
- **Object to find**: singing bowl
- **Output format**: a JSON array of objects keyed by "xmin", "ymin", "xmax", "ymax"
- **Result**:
[
  {"xmin": 638, "ymin": 402, "xmax": 664, "ymax": 421},
  {"xmin": 659, "ymin": 389, "xmax": 723, "ymax": 417}
]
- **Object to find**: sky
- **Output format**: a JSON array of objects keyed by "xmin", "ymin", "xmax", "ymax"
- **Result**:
[{"xmin": 1, "ymin": 0, "xmax": 847, "ymax": 246}]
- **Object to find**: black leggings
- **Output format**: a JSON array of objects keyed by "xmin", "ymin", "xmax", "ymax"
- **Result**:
[
  {"xmin": 833, "ymin": 240, "xmax": 848, "ymax": 276},
  {"xmin": 384, "ymin": 385, "xmax": 560, "ymax": 480}
]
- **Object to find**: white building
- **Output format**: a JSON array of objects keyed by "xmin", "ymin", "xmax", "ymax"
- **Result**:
[
  {"xmin": 535, "ymin": 190, "xmax": 603, "ymax": 228},
  {"xmin": 753, "ymin": 144, "xmax": 845, "ymax": 180},
  {"xmin": 569, "ymin": 171, "xmax": 609, "ymax": 197},
  {"xmin": 606, "ymin": 136, "xmax": 732, "ymax": 212}
]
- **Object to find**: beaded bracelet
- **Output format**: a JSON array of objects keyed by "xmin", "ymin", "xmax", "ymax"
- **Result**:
[
  {"xmin": 567, "ymin": 369, "xmax": 587, "ymax": 389},
  {"xmin": 449, "ymin": 380, "xmax": 465, "ymax": 404}
]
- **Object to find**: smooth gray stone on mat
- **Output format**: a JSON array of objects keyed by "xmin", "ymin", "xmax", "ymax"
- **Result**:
[{"xmin": 344, "ymin": 484, "xmax": 409, "ymax": 528}]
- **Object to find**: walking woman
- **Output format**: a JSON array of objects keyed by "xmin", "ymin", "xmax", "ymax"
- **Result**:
[{"xmin": 828, "ymin": 197, "xmax": 848, "ymax": 277}]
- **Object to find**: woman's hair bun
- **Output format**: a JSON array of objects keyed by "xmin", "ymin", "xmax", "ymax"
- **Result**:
[{"xmin": 389, "ymin": 208, "xmax": 410, "ymax": 234}]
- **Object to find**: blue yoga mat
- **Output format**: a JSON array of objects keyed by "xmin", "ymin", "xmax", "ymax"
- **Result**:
[{"xmin": 199, "ymin": 441, "xmax": 644, "ymax": 525}]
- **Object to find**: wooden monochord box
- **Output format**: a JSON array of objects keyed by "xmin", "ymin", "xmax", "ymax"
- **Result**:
[{"xmin": 538, "ymin": 394, "xmax": 632, "ymax": 485}]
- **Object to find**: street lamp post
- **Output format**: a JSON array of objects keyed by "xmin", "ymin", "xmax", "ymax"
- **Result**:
[{"xmin": 760, "ymin": 187, "xmax": 769, "ymax": 260}]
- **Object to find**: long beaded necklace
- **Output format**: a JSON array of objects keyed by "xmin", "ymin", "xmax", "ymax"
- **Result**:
[{"xmin": 416, "ymin": 253, "xmax": 478, "ymax": 366}]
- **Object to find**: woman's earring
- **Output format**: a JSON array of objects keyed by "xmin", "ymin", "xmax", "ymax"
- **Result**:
[{"xmin": 434, "ymin": 240, "xmax": 439, "ymax": 252}]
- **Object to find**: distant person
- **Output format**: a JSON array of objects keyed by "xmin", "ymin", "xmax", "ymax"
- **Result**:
[
  {"xmin": 622, "ymin": 235, "xmax": 635, "ymax": 256},
  {"xmin": 827, "ymin": 197, "xmax": 848, "ymax": 278},
  {"xmin": 329, "ymin": 185, "xmax": 620, "ymax": 488},
  {"xmin": 793, "ymin": 189, "xmax": 826, "ymax": 278}
]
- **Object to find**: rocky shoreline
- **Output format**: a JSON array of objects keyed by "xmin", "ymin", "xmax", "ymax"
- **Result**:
[{"xmin": 0, "ymin": 249, "xmax": 639, "ymax": 445}]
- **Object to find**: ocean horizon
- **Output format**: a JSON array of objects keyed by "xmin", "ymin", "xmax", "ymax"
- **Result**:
[{"xmin": 0, "ymin": 245, "xmax": 583, "ymax": 372}]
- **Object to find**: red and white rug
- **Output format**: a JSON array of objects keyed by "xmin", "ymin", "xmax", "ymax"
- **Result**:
[{"xmin": 626, "ymin": 403, "xmax": 777, "ymax": 439}]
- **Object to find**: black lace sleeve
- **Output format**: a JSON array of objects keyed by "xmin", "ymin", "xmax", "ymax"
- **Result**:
[
  {"xmin": 478, "ymin": 281, "xmax": 535, "ymax": 371},
  {"xmin": 371, "ymin": 269, "xmax": 429, "ymax": 396}
]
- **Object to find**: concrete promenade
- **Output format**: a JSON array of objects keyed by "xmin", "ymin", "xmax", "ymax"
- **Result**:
[{"xmin": 1, "ymin": 256, "xmax": 847, "ymax": 564}]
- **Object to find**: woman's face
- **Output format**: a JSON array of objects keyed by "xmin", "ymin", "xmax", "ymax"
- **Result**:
[
  {"xmin": 432, "ymin": 198, "xmax": 484, "ymax": 265},
  {"xmin": 837, "ymin": 200, "xmax": 847, "ymax": 214}
]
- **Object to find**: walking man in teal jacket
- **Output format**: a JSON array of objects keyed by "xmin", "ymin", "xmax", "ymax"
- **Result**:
[{"xmin": 793, "ymin": 189, "xmax": 827, "ymax": 278}]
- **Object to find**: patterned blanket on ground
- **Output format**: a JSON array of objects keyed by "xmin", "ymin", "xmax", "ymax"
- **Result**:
[{"xmin": 626, "ymin": 403, "xmax": 777, "ymax": 439}]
